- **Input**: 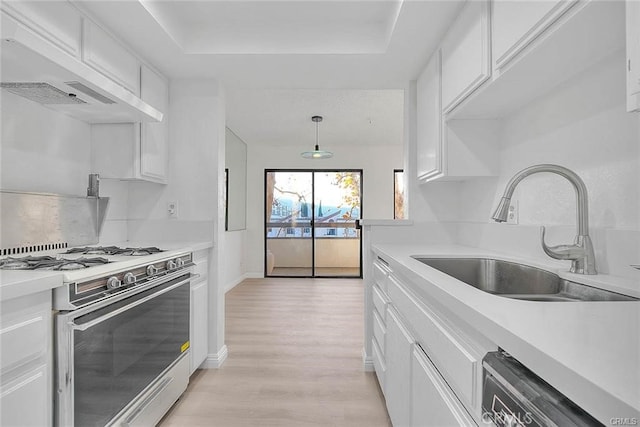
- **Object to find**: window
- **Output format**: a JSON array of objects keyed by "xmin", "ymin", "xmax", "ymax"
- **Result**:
[{"xmin": 394, "ymin": 169, "xmax": 405, "ymax": 219}]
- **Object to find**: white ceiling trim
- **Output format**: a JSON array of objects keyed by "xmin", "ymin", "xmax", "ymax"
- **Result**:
[{"xmin": 139, "ymin": 0, "xmax": 406, "ymax": 55}]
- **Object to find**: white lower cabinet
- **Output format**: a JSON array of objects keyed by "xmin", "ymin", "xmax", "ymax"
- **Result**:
[
  {"xmin": 189, "ymin": 250, "xmax": 209, "ymax": 374},
  {"xmin": 0, "ymin": 291, "xmax": 52, "ymax": 427},
  {"xmin": 1, "ymin": 364, "xmax": 49, "ymax": 427},
  {"xmin": 369, "ymin": 257, "xmax": 493, "ymax": 426},
  {"xmin": 385, "ymin": 307, "xmax": 414, "ymax": 427},
  {"xmin": 190, "ymin": 280, "xmax": 208, "ymax": 373},
  {"xmin": 411, "ymin": 345, "xmax": 475, "ymax": 427}
]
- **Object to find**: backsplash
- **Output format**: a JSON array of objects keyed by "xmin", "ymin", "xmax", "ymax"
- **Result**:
[{"xmin": 456, "ymin": 222, "xmax": 640, "ymax": 282}]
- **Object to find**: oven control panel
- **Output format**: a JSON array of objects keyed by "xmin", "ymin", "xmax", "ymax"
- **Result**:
[{"xmin": 57, "ymin": 252, "xmax": 194, "ymax": 310}]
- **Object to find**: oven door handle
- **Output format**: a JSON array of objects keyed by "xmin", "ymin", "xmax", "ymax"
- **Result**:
[{"xmin": 70, "ymin": 277, "xmax": 190, "ymax": 332}]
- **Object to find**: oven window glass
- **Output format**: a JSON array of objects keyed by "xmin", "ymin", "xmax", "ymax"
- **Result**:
[{"xmin": 72, "ymin": 275, "xmax": 190, "ymax": 427}]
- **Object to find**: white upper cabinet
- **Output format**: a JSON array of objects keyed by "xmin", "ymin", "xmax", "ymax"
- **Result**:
[
  {"xmin": 450, "ymin": 0, "xmax": 625, "ymax": 119},
  {"xmin": 1, "ymin": 1, "xmax": 82, "ymax": 57},
  {"xmin": 90, "ymin": 65, "xmax": 169, "ymax": 183},
  {"xmin": 627, "ymin": 0, "xmax": 640, "ymax": 112},
  {"xmin": 416, "ymin": 50, "xmax": 443, "ymax": 181},
  {"xmin": 492, "ymin": 0, "xmax": 577, "ymax": 73},
  {"xmin": 140, "ymin": 64, "xmax": 169, "ymax": 183},
  {"xmin": 82, "ymin": 18, "xmax": 140, "ymax": 96},
  {"xmin": 441, "ymin": 0, "xmax": 491, "ymax": 114}
]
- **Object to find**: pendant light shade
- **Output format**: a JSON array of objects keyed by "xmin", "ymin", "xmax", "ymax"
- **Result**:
[{"xmin": 301, "ymin": 116, "xmax": 333, "ymax": 159}]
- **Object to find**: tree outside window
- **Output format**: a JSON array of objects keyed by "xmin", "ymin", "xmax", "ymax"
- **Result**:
[{"xmin": 394, "ymin": 169, "xmax": 405, "ymax": 219}]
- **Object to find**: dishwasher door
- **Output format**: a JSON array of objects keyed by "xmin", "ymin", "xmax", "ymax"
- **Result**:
[{"xmin": 481, "ymin": 351, "xmax": 603, "ymax": 427}]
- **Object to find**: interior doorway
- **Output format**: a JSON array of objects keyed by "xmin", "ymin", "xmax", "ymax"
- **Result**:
[{"xmin": 264, "ymin": 169, "xmax": 362, "ymax": 278}]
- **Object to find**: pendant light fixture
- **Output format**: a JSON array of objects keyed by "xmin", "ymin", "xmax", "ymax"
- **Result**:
[{"xmin": 301, "ymin": 115, "xmax": 333, "ymax": 159}]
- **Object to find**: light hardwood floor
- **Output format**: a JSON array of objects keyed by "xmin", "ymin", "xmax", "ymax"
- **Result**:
[{"xmin": 159, "ymin": 278, "xmax": 391, "ymax": 427}]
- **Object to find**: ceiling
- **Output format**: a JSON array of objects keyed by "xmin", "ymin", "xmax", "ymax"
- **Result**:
[
  {"xmin": 226, "ymin": 89, "xmax": 405, "ymax": 148},
  {"xmin": 76, "ymin": 0, "xmax": 464, "ymax": 148}
]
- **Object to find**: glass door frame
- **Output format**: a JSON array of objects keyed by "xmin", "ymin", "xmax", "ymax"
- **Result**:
[{"xmin": 264, "ymin": 168, "xmax": 363, "ymax": 279}]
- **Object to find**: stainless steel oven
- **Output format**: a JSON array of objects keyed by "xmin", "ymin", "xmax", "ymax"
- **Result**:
[{"xmin": 53, "ymin": 251, "xmax": 194, "ymax": 427}]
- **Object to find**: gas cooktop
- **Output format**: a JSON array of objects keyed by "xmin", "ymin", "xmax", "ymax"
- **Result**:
[
  {"xmin": 64, "ymin": 246, "xmax": 163, "ymax": 256},
  {"xmin": 0, "ymin": 255, "xmax": 110, "ymax": 271},
  {"xmin": 0, "ymin": 246, "xmax": 165, "ymax": 271}
]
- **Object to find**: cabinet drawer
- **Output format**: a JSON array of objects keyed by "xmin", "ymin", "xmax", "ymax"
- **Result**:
[
  {"xmin": 373, "ymin": 258, "xmax": 390, "ymax": 293},
  {"xmin": 192, "ymin": 259, "xmax": 208, "ymax": 284},
  {"xmin": 372, "ymin": 285, "xmax": 388, "ymax": 323},
  {"xmin": 387, "ymin": 275, "xmax": 481, "ymax": 410},
  {"xmin": 372, "ymin": 337, "xmax": 386, "ymax": 393},
  {"xmin": 372, "ymin": 309, "xmax": 386, "ymax": 356},
  {"xmin": 1, "ymin": 293, "xmax": 50, "ymax": 373},
  {"xmin": 0, "ymin": 364, "xmax": 49, "ymax": 427},
  {"xmin": 411, "ymin": 345, "xmax": 476, "ymax": 426}
]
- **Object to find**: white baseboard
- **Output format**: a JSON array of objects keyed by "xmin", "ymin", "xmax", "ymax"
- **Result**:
[
  {"xmin": 200, "ymin": 345, "xmax": 228, "ymax": 369},
  {"xmin": 362, "ymin": 347, "xmax": 374, "ymax": 372},
  {"xmin": 224, "ymin": 272, "xmax": 263, "ymax": 293}
]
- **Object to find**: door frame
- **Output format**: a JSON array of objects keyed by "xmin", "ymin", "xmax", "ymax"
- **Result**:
[{"xmin": 264, "ymin": 168, "xmax": 363, "ymax": 279}]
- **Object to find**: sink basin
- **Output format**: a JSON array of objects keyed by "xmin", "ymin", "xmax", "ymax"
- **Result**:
[{"xmin": 412, "ymin": 257, "xmax": 637, "ymax": 302}]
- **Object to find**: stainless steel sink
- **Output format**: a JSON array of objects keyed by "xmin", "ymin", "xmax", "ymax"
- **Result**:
[{"xmin": 412, "ymin": 257, "xmax": 637, "ymax": 302}]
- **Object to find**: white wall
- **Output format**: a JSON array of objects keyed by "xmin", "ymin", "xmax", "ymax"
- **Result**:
[
  {"xmin": 245, "ymin": 143, "xmax": 403, "ymax": 275},
  {"xmin": 223, "ymin": 230, "xmax": 246, "ymax": 292},
  {"xmin": 1, "ymin": 92, "xmax": 91, "ymax": 195},
  {"xmin": 127, "ymin": 80, "xmax": 222, "ymax": 242},
  {"xmin": 457, "ymin": 51, "xmax": 639, "ymax": 229},
  {"xmin": 413, "ymin": 52, "xmax": 640, "ymax": 280},
  {"xmin": 0, "ymin": 91, "xmax": 131, "ymax": 244}
]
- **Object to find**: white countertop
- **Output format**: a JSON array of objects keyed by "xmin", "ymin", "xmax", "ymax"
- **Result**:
[
  {"xmin": 0, "ymin": 270, "xmax": 63, "ymax": 302},
  {"xmin": 0, "ymin": 241, "xmax": 212, "ymax": 302},
  {"xmin": 372, "ymin": 243, "xmax": 640, "ymax": 424}
]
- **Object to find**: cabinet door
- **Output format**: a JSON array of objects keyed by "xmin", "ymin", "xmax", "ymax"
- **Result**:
[
  {"xmin": 385, "ymin": 307, "xmax": 414, "ymax": 427},
  {"xmin": 492, "ymin": 0, "xmax": 577, "ymax": 72},
  {"xmin": 441, "ymin": 0, "xmax": 491, "ymax": 113},
  {"xmin": 1, "ymin": 1, "xmax": 82, "ymax": 57},
  {"xmin": 416, "ymin": 49, "xmax": 443, "ymax": 181},
  {"xmin": 411, "ymin": 346, "xmax": 476, "ymax": 427},
  {"xmin": 0, "ymin": 291, "xmax": 52, "ymax": 427},
  {"xmin": 82, "ymin": 19, "xmax": 139, "ymax": 95},
  {"xmin": 627, "ymin": 0, "xmax": 640, "ymax": 112},
  {"xmin": 1, "ymin": 364, "xmax": 49, "ymax": 427},
  {"xmin": 91, "ymin": 123, "xmax": 138, "ymax": 179},
  {"xmin": 140, "ymin": 64, "xmax": 169, "ymax": 183},
  {"xmin": 190, "ymin": 279, "xmax": 208, "ymax": 374}
]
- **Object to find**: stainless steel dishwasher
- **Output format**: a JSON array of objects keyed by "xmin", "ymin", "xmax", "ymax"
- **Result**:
[{"xmin": 482, "ymin": 350, "xmax": 603, "ymax": 427}]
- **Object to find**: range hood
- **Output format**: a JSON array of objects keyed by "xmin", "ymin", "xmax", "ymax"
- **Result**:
[{"xmin": 0, "ymin": 12, "xmax": 163, "ymax": 123}]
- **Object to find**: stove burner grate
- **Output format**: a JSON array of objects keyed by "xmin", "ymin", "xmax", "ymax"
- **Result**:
[
  {"xmin": 0, "ymin": 256, "xmax": 110, "ymax": 270},
  {"xmin": 64, "ymin": 246, "xmax": 164, "ymax": 256}
]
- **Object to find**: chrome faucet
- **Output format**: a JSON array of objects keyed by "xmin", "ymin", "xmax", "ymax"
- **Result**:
[{"xmin": 492, "ymin": 164, "xmax": 597, "ymax": 275}]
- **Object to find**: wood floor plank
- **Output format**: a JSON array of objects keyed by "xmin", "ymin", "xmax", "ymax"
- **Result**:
[{"xmin": 159, "ymin": 278, "xmax": 390, "ymax": 427}]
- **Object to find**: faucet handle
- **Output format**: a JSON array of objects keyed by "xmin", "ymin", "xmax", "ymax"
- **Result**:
[{"xmin": 540, "ymin": 226, "xmax": 585, "ymax": 260}]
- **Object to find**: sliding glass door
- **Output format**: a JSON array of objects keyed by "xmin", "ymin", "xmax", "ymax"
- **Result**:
[{"xmin": 265, "ymin": 170, "xmax": 362, "ymax": 278}]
